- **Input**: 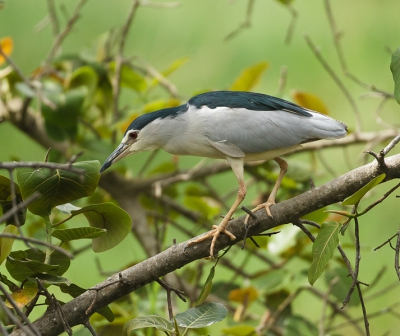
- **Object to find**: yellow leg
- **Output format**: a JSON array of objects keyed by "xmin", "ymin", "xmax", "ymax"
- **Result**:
[
  {"xmin": 186, "ymin": 157, "xmax": 246, "ymax": 257},
  {"xmin": 245, "ymin": 157, "xmax": 288, "ymax": 224}
]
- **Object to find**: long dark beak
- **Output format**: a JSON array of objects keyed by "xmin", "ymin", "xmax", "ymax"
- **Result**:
[{"xmin": 100, "ymin": 143, "xmax": 130, "ymax": 173}]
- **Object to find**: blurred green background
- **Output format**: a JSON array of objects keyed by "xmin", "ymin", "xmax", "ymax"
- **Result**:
[{"xmin": 1, "ymin": 0, "xmax": 400, "ymax": 334}]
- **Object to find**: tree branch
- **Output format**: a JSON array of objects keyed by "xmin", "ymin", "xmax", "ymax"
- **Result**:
[{"xmin": 10, "ymin": 153, "xmax": 400, "ymax": 336}]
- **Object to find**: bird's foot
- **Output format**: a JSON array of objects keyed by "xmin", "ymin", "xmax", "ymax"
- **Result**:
[
  {"xmin": 244, "ymin": 200, "xmax": 275, "ymax": 225},
  {"xmin": 186, "ymin": 224, "xmax": 236, "ymax": 258}
]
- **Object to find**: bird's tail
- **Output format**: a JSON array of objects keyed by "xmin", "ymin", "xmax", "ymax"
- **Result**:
[{"xmin": 306, "ymin": 112, "xmax": 348, "ymax": 141}]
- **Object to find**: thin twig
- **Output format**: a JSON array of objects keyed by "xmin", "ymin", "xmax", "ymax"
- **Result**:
[
  {"xmin": 0, "ymin": 161, "xmax": 84, "ymax": 174},
  {"xmin": 304, "ymin": 34, "xmax": 362, "ymax": 134},
  {"xmin": 319, "ymin": 276, "xmax": 339, "ymax": 336},
  {"xmin": 37, "ymin": 0, "xmax": 88, "ymax": 80},
  {"xmin": 46, "ymin": 0, "xmax": 60, "ymax": 37},
  {"xmin": 395, "ymin": 229, "xmax": 400, "ymax": 280},
  {"xmin": 36, "ymin": 279, "xmax": 72, "ymax": 336},
  {"xmin": 224, "ymin": 0, "xmax": 255, "ymax": 41},
  {"xmin": 0, "ymin": 233, "xmax": 74, "ymax": 259},
  {"xmin": 112, "ymin": 0, "xmax": 141, "ymax": 122},
  {"xmin": 0, "ymin": 283, "xmax": 41, "ymax": 336}
]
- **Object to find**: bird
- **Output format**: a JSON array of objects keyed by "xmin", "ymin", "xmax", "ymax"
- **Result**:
[{"xmin": 100, "ymin": 91, "xmax": 347, "ymax": 257}]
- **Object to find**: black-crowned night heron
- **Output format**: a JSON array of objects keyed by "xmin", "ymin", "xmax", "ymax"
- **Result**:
[{"xmin": 100, "ymin": 91, "xmax": 347, "ymax": 257}]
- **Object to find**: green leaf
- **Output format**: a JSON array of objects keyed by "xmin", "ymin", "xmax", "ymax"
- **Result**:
[
  {"xmin": 184, "ymin": 196, "xmax": 220, "ymax": 220},
  {"xmin": 68, "ymin": 66, "xmax": 99, "ymax": 109},
  {"xmin": 196, "ymin": 266, "xmax": 215, "ymax": 306},
  {"xmin": 284, "ymin": 315, "xmax": 318, "ymax": 336},
  {"xmin": 175, "ymin": 302, "xmax": 228, "ymax": 329},
  {"xmin": 308, "ymin": 222, "xmax": 342, "ymax": 285},
  {"xmin": 42, "ymin": 87, "xmax": 87, "ymax": 140},
  {"xmin": 70, "ymin": 203, "xmax": 131, "ymax": 252},
  {"xmin": 342, "ymin": 173, "xmax": 386, "ymax": 206},
  {"xmin": 123, "ymin": 315, "xmax": 175, "ymax": 334},
  {"xmin": 391, "ymin": 46, "xmax": 400, "ymax": 104},
  {"xmin": 52, "ymin": 227, "xmax": 107, "ymax": 242},
  {"xmin": 230, "ymin": 61, "xmax": 269, "ymax": 91},
  {"xmin": 16, "ymin": 161, "xmax": 100, "ymax": 217},
  {"xmin": 6, "ymin": 251, "xmax": 59, "ymax": 282},
  {"xmin": 258, "ymin": 269, "xmax": 290, "ymax": 295},
  {"xmin": 0, "ymin": 225, "xmax": 19, "ymax": 265},
  {"xmin": 0, "ymin": 175, "xmax": 26, "ymax": 225},
  {"xmin": 5, "ymin": 249, "xmax": 70, "ymax": 282},
  {"xmin": 33, "ymin": 274, "xmax": 71, "ymax": 285},
  {"xmin": 109, "ymin": 62, "xmax": 147, "ymax": 92},
  {"xmin": 59, "ymin": 283, "xmax": 114, "ymax": 322}
]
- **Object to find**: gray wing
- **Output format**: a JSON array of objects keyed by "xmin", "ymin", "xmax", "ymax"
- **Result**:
[{"xmin": 201, "ymin": 107, "xmax": 347, "ymax": 154}]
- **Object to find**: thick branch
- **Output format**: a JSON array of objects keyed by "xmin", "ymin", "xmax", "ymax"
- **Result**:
[{"xmin": 10, "ymin": 153, "xmax": 400, "ymax": 336}]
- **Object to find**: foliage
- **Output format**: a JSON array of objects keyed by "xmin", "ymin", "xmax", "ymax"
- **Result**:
[{"xmin": 0, "ymin": 1, "xmax": 400, "ymax": 336}]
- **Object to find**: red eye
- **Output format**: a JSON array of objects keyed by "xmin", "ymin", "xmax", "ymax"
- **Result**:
[{"xmin": 128, "ymin": 131, "xmax": 137, "ymax": 140}]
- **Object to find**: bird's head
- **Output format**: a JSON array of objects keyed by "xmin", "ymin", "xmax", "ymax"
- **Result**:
[
  {"xmin": 100, "ymin": 128, "xmax": 141, "ymax": 173},
  {"xmin": 100, "ymin": 104, "xmax": 187, "ymax": 173}
]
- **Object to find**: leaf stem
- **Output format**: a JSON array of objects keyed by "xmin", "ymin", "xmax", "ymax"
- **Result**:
[{"xmin": 44, "ymin": 215, "xmax": 53, "ymax": 263}]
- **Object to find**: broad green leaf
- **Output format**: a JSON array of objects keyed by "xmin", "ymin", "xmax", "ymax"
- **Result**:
[
  {"xmin": 52, "ymin": 227, "xmax": 107, "ymax": 242},
  {"xmin": 284, "ymin": 315, "xmax": 318, "ymax": 336},
  {"xmin": 6, "ymin": 252, "xmax": 59, "ymax": 282},
  {"xmin": 196, "ymin": 266, "xmax": 215, "ymax": 306},
  {"xmin": 42, "ymin": 87, "xmax": 87, "ymax": 140},
  {"xmin": 222, "ymin": 325, "xmax": 256, "ymax": 336},
  {"xmin": 230, "ymin": 61, "xmax": 269, "ymax": 91},
  {"xmin": 59, "ymin": 283, "xmax": 114, "ymax": 322},
  {"xmin": 342, "ymin": 173, "xmax": 386, "ymax": 206},
  {"xmin": 291, "ymin": 90, "xmax": 329, "ymax": 115},
  {"xmin": 390, "ymin": 46, "xmax": 400, "ymax": 104},
  {"xmin": 5, "ymin": 285, "xmax": 37, "ymax": 309},
  {"xmin": 308, "ymin": 222, "xmax": 342, "ymax": 285},
  {"xmin": 0, "ymin": 174, "xmax": 21, "ymax": 200},
  {"xmin": 71, "ymin": 203, "xmax": 131, "ymax": 252},
  {"xmin": 68, "ymin": 66, "xmax": 99, "ymax": 109},
  {"xmin": 69, "ymin": 66, "xmax": 98, "ymax": 95},
  {"xmin": 16, "ymin": 161, "xmax": 100, "ymax": 217},
  {"xmin": 5, "ymin": 249, "xmax": 70, "ymax": 282},
  {"xmin": 175, "ymin": 302, "xmax": 228, "ymax": 329},
  {"xmin": 123, "ymin": 315, "xmax": 175, "ymax": 334},
  {"xmin": 0, "ymin": 225, "xmax": 19, "ymax": 265}
]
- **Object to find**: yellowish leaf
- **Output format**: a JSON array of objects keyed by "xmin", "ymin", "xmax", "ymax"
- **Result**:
[
  {"xmin": 6, "ymin": 285, "xmax": 37, "ymax": 309},
  {"xmin": 0, "ymin": 225, "xmax": 19, "ymax": 265},
  {"xmin": 230, "ymin": 61, "xmax": 269, "ymax": 91},
  {"xmin": 228, "ymin": 286, "xmax": 258, "ymax": 303},
  {"xmin": 291, "ymin": 90, "xmax": 329, "ymax": 115},
  {"xmin": 0, "ymin": 36, "xmax": 14, "ymax": 66}
]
